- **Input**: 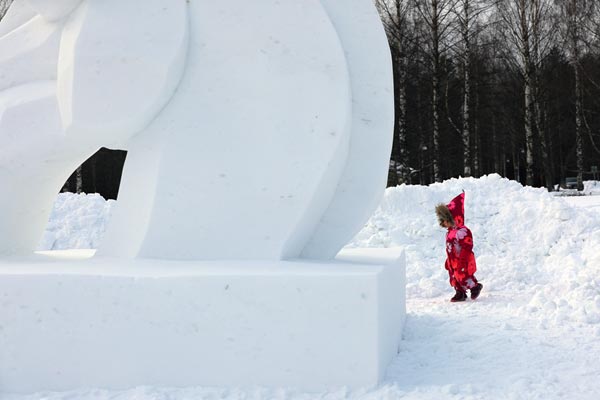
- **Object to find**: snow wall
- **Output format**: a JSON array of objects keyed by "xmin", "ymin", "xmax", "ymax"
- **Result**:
[{"xmin": 349, "ymin": 174, "xmax": 600, "ymax": 328}]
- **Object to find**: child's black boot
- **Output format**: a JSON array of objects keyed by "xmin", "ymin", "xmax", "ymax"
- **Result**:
[
  {"xmin": 470, "ymin": 283, "xmax": 483, "ymax": 300},
  {"xmin": 450, "ymin": 289, "xmax": 467, "ymax": 302}
]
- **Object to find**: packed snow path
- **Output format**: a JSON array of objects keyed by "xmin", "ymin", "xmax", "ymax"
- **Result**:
[
  {"xmin": 6, "ymin": 175, "xmax": 600, "ymax": 399},
  {"xmin": 384, "ymin": 294, "xmax": 600, "ymax": 400}
]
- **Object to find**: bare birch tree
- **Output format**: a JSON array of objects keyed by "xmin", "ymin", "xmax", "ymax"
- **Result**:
[
  {"xmin": 496, "ymin": 0, "xmax": 554, "ymax": 187},
  {"xmin": 451, "ymin": 0, "xmax": 494, "ymax": 177},
  {"xmin": 414, "ymin": 0, "xmax": 458, "ymax": 182}
]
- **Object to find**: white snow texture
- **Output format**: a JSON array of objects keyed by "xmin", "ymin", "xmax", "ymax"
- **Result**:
[
  {"xmin": 349, "ymin": 175, "xmax": 600, "ymax": 328},
  {"xmin": 29, "ymin": 175, "xmax": 600, "ymax": 399},
  {"xmin": 43, "ymin": 176, "xmax": 600, "ymax": 330},
  {"xmin": 0, "ymin": 0, "xmax": 393, "ymax": 260}
]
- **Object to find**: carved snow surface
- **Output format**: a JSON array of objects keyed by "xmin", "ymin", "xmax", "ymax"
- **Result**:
[
  {"xmin": 0, "ymin": 15, "xmax": 62, "ymax": 91},
  {"xmin": 57, "ymin": 0, "xmax": 188, "ymax": 146},
  {"xmin": 301, "ymin": 0, "xmax": 394, "ymax": 258},
  {"xmin": 25, "ymin": 0, "xmax": 84, "ymax": 22},
  {"xmin": 111, "ymin": 0, "xmax": 352, "ymax": 260},
  {"xmin": 0, "ymin": 0, "xmax": 37, "ymax": 37},
  {"xmin": 0, "ymin": 0, "xmax": 393, "ymax": 260}
]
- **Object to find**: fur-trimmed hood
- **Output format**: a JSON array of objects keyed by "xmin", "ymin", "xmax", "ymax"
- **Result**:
[{"xmin": 435, "ymin": 203, "xmax": 453, "ymax": 227}]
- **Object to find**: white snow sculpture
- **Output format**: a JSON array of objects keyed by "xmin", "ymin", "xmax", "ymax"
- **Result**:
[
  {"xmin": 0, "ymin": 0, "xmax": 393, "ymax": 259},
  {"xmin": 0, "ymin": 2, "xmax": 404, "ymax": 392},
  {"xmin": 24, "ymin": 0, "xmax": 83, "ymax": 22}
]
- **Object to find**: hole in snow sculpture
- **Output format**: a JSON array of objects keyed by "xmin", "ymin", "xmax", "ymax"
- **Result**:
[
  {"xmin": 0, "ymin": 0, "xmax": 405, "ymax": 393},
  {"xmin": 60, "ymin": 148, "xmax": 127, "ymax": 201}
]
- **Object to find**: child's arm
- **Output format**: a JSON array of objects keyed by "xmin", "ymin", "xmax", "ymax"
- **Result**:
[{"xmin": 457, "ymin": 228, "xmax": 473, "ymax": 270}]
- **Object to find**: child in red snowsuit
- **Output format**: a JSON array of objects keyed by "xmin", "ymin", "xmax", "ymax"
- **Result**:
[{"xmin": 435, "ymin": 192, "xmax": 483, "ymax": 302}]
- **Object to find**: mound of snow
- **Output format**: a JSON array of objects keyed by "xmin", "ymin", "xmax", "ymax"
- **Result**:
[
  {"xmin": 584, "ymin": 180, "xmax": 600, "ymax": 194},
  {"xmin": 39, "ymin": 175, "xmax": 600, "ymax": 330},
  {"xmin": 349, "ymin": 174, "xmax": 600, "ymax": 329},
  {"xmin": 38, "ymin": 192, "xmax": 115, "ymax": 251}
]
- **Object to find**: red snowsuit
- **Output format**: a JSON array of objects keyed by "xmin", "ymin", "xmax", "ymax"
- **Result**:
[{"xmin": 444, "ymin": 193, "xmax": 478, "ymax": 291}]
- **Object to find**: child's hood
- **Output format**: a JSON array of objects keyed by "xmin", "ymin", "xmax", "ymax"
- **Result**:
[{"xmin": 447, "ymin": 192, "xmax": 465, "ymax": 227}]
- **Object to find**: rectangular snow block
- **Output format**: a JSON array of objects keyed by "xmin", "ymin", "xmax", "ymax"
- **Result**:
[{"xmin": 0, "ymin": 248, "xmax": 405, "ymax": 393}]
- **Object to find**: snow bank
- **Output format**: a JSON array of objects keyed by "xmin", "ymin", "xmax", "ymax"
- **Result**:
[
  {"xmin": 43, "ymin": 176, "xmax": 600, "ymax": 331},
  {"xmin": 42, "ymin": 176, "xmax": 600, "ymax": 330},
  {"xmin": 349, "ymin": 174, "xmax": 600, "ymax": 330},
  {"xmin": 26, "ymin": 175, "xmax": 600, "ymax": 398},
  {"xmin": 38, "ymin": 192, "xmax": 115, "ymax": 251}
]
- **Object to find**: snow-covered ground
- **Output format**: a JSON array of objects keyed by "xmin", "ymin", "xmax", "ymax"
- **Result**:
[
  {"xmin": 38, "ymin": 193, "xmax": 116, "ymax": 251},
  {"xmin": 8, "ymin": 174, "xmax": 600, "ymax": 399}
]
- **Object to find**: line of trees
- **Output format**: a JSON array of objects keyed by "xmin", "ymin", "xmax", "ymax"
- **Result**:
[
  {"xmin": 3, "ymin": 1, "xmax": 600, "ymax": 199},
  {"xmin": 378, "ymin": 0, "xmax": 600, "ymax": 190}
]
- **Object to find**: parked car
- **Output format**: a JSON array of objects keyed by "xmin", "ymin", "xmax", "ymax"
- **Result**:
[{"xmin": 565, "ymin": 177, "xmax": 578, "ymax": 189}]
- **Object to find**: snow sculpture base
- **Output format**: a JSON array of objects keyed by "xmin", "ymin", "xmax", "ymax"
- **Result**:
[{"xmin": 0, "ymin": 248, "xmax": 405, "ymax": 393}]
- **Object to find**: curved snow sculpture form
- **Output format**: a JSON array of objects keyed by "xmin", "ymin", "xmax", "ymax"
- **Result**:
[{"xmin": 0, "ymin": 0, "xmax": 393, "ymax": 260}]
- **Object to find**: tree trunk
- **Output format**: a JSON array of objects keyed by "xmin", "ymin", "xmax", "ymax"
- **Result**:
[
  {"xmin": 492, "ymin": 112, "xmax": 500, "ymax": 173},
  {"xmin": 461, "ymin": 0, "xmax": 472, "ymax": 177},
  {"xmin": 396, "ymin": 53, "xmax": 410, "ymax": 184},
  {"xmin": 524, "ymin": 71, "xmax": 535, "ymax": 186},
  {"xmin": 472, "ymin": 63, "xmax": 481, "ymax": 177},
  {"xmin": 75, "ymin": 166, "xmax": 83, "ymax": 194},
  {"xmin": 517, "ymin": 0, "xmax": 535, "ymax": 186},
  {"xmin": 462, "ymin": 59, "xmax": 472, "ymax": 177},
  {"xmin": 575, "ymin": 59, "xmax": 584, "ymax": 190},
  {"xmin": 432, "ymin": 70, "xmax": 441, "ymax": 182},
  {"xmin": 568, "ymin": 0, "xmax": 585, "ymax": 191},
  {"xmin": 431, "ymin": 0, "xmax": 442, "ymax": 182},
  {"xmin": 513, "ymin": 148, "xmax": 521, "ymax": 182},
  {"xmin": 531, "ymin": 0, "xmax": 553, "ymax": 190},
  {"xmin": 534, "ymin": 87, "xmax": 553, "ymax": 190}
]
